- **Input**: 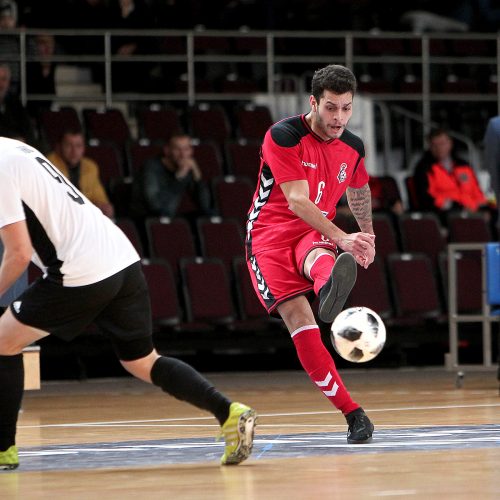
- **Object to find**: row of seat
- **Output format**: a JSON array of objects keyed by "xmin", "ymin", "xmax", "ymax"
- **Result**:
[
  {"xmin": 119, "ymin": 210, "xmax": 495, "ymax": 276},
  {"xmin": 37, "ymin": 102, "xmax": 272, "ymax": 156},
  {"xmin": 113, "ymin": 211, "xmax": 495, "ymax": 333}
]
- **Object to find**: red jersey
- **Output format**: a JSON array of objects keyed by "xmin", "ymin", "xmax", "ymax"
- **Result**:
[{"xmin": 246, "ymin": 114, "xmax": 369, "ymax": 255}]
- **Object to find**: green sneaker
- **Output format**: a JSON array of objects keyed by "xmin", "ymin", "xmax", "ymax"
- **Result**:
[
  {"xmin": 0, "ymin": 445, "xmax": 19, "ymax": 470},
  {"xmin": 219, "ymin": 402, "xmax": 257, "ymax": 465}
]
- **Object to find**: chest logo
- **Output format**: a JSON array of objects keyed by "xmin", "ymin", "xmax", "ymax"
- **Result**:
[{"xmin": 337, "ymin": 163, "xmax": 348, "ymax": 183}]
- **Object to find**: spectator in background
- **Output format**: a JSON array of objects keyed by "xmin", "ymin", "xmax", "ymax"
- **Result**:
[
  {"xmin": 131, "ymin": 133, "xmax": 212, "ymax": 220},
  {"xmin": 47, "ymin": 129, "xmax": 115, "ymax": 219},
  {"xmin": 413, "ymin": 128, "xmax": 489, "ymax": 223},
  {"xmin": 26, "ymin": 34, "xmax": 57, "ymax": 116},
  {"xmin": 0, "ymin": 63, "xmax": 37, "ymax": 145},
  {"xmin": 483, "ymin": 116, "xmax": 500, "ymax": 240},
  {"xmin": 0, "ymin": 0, "xmax": 19, "ymax": 94},
  {"xmin": 108, "ymin": 0, "xmax": 154, "ymax": 92}
]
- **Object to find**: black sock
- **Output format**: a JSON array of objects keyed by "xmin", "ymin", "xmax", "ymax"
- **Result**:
[
  {"xmin": 0, "ymin": 354, "xmax": 24, "ymax": 451},
  {"xmin": 150, "ymin": 357, "xmax": 231, "ymax": 425}
]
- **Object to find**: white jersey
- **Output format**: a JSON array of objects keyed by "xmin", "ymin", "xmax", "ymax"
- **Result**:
[{"xmin": 0, "ymin": 137, "xmax": 139, "ymax": 286}]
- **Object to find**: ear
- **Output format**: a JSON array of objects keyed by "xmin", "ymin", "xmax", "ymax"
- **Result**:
[{"xmin": 309, "ymin": 95, "xmax": 317, "ymax": 112}]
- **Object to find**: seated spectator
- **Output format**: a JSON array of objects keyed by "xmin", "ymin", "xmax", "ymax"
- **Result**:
[
  {"xmin": 47, "ymin": 129, "xmax": 115, "ymax": 219},
  {"xmin": 413, "ymin": 128, "xmax": 489, "ymax": 221},
  {"xmin": 0, "ymin": 0, "xmax": 20, "ymax": 94},
  {"xmin": 26, "ymin": 34, "xmax": 57, "ymax": 116},
  {"xmin": 0, "ymin": 63, "xmax": 37, "ymax": 145},
  {"xmin": 131, "ymin": 133, "xmax": 212, "ymax": 219}
]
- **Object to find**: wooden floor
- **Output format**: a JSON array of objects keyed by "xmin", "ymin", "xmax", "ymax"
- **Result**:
[{"xmin": 2, "ymin": 367, "xmax": 500, "ymax": 499}]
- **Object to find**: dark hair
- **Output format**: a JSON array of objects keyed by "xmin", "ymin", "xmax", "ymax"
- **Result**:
[
  {"xmin": 311, "ymin": 64, "xmax": 357, "ymax": 103},
  {"xmin": 57, "ymin": 127, "xmax": 84, "ymax": 143},
  {"xmin": 427, "ymin": 128, "xmax": 450, "ymax": 141}
]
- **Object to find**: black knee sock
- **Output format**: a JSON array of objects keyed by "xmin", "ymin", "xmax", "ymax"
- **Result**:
[
  {"xmin": 0, "ymin": 354, "xmax": 24, "ymax": 451},
  {"xmin": 151, "ymin": 357, "xmax": 231, "ymax": 425}
]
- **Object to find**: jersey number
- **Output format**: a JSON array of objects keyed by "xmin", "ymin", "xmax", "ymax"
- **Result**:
[
  {"xmin": 35, "ymin": 157, "xmax": 85, "ymax": 205},
  {"xmin": 314, "ymin": 181, "xmax": 325, "ymax": 205}
]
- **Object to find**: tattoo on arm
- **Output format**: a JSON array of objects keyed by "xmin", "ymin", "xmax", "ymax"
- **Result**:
[{"xmin": 346, "ymin": 184, "xmax": 374, "ymax": 233}]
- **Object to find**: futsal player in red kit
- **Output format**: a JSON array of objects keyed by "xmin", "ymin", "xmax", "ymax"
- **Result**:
[{"xmin": 246, "ymin": 64, "xmax": 376, "ymax": 443}]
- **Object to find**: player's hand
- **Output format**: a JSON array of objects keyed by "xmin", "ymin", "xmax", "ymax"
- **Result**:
[{"xmin": 338, "ymin": 232, "xmax": 375, "ymax": 268}]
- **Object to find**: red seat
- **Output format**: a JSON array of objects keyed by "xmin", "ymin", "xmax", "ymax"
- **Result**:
[
  {"xmin": 145, "ymin": 217, "xmax": 197, "ymax": 281},
  {"xmin": 115, "ymin": 218, "xmax": 144, "ymax": 257},
  {"xmin": 447, "ymin": 212, "xmax": 492, "ymax": 243},
  {"xmin": 39, "ymin": 107, "xmax": 82, "ymax": 149},
  {"xmin": 234, "ymin": 104, "xmax": 273, "ymax": 140},
  {"xmin": 85, "ymin": 142, "xmax": 124, "ymax": 187},
  {"xmin": 141, "ymin": 259, "xmax": 181, "ymax": 330},
  {"xmin": 225, "ymin": 139, "xmax": 261, "ymax": 181},
  {"xmin": 387, "ymin": 253, "xmax": 443, "ymax": 323},
  {"xmin": 188, "ymin": 103, "xmax": 231, "ymax": 147},
  {"xmin": 192, "ymin": 142, "xmax": 225, "ymax": 181},
  {"xmin": 212, "ymin": 176, "xmax": 254, "ymax": 226},
  {"xmin": 83, "ymin": 107, "xmax": 132, "ymax": 153},
  {"xmin": 196, "ymin": 216, "xmax": 244, "ymax": 272},
  {"xmin": 398, "ymin": 212, "xmax": 446, "ymax": 269},
  {"xmin": 136, "ymin": 105, "xmax": 183, "ymax": 142},
  {"xmin": 179, "ymin": 257, "xmax": 235, "ymax": 325}
]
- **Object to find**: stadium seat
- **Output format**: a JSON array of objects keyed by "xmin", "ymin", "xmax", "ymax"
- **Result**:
[
  {"xmin": 225, "ymin": 139, "xmax": 261, "ymax": 180},
  {"xmin": 141, "ymin": 259, "xmax": 182, "ymax": 330},
  {"xmin": 188, "ymin": 103, "xmax": 231, "ymax": 147},
  {"xmin": 136, "ymin": 105, "xmax": 183, "ymax": 142},
  {"xmin": 83, "ymin": 107, "xmax": 132, "ymax": 155},
  {"xmin": 192, "ymin": 141, "xmax": 225, "ymax": 181},
  {"xmin": 85, "ymin": 141, "xmax": 125, "ymax": 187},
  {"xmin": 196, "ymin": 216, "xmax": 245, "ymax": 272},
  {"xmin": 346, "ymin": 255, "xmax": 393, "ymax": 320},
  {"xmin": 212, "ymin": 176, "xmax": 254, "ymax": 226},
  {"xmin": 372, "ymin": 212, "xmax": 400, "ymax": 265},
  {"xmin": 38, "ymin": 107, "xmax": 82, "ymax": 149},
  {"xmin": 145, "ymin": 217, "xmax": 197, "ymax": 281},
  {"xmin": 179, "ymin": 257, "xmax": 236, "ymax": 326},
  {"xmin": 398, "ymin": 212, "xmax": 446, "ymax": 269},
  {"xmin": 115, "ymin": 218, "xmax": 144, "ymax": 257},
  {"xmin": 234, "ymin": 103, "xmax": 273, "ymax": 140},
  {"xmin": 387, "ymin": 252, "xmax": 443, "ymax": 323},
  {"xmin": 126, "ymin": 140, "xmax": 163, "ymax": 175},
  {"xmin": 447, "ymin": 212, "xmax": 492, "ymax": 243}
]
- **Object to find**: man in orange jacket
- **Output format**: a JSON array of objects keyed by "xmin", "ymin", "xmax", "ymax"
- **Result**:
[{"xmin": 413, "ymin": 129, "xmax": 488, "ymax": 217}]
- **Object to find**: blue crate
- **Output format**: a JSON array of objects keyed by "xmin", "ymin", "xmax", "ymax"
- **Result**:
[{"xmin": 486, "ymin": 242, "xmax": 500, "ymax": 314}]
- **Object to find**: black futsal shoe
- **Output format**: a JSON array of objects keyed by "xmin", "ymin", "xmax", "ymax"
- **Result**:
[
  {"xmin": 346, "ymin": 407, "xmax": 374, "ymax": 444},
  {"xmin": 318, "ymin": 252, "xmax": 357, "ymax": 323}
]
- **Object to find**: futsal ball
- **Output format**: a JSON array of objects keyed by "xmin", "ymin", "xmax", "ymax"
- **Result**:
[{"xmin": 330, "ymin": 307, "xmax": 386, "ymax": 363}]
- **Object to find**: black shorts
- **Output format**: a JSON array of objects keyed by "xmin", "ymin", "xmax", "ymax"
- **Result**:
[{"xmin": 10, "ymin": 262, "xmax": 154, "ymax": 361}]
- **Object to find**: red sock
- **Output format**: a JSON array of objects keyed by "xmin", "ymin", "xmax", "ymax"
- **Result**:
[
  {"xmin": 291, "ymin": 325, "xmax": 359, "ymax": 415},
  {"xmin": 308, "ymin": 253, "xmax": 335, "ymax": 295}
]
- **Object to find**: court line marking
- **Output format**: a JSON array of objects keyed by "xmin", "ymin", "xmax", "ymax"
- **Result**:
[{"xmin": 18, "ymin": 402, "xmax": 500, "ymax": 429}]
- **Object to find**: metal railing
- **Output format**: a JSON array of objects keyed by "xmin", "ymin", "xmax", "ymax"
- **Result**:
[{"xmin": 4, "ymin": 28, "xmax": 500, "ymax": 154}]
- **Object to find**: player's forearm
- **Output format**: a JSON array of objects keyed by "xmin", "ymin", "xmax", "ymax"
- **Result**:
[
  {"xmin": 0, "ymin": 252, "xmax": 30, "ymax": 299},
  {"xmin": 287, "ymin": 194, "xmax": 346, "ymax": 243},
  {"xmin": 346, "ymin": 184, "xmax": 374, "ymax": 234}
]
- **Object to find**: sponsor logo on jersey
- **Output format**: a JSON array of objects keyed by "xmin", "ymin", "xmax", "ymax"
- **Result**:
[
  {"xmin": 12, "ymin": 301, "xmax": 22, "ymax": 313},
  {"xmin": 337, "ymin": 162, "xmax": 348, "ymax": 183},
  {"xmin": 302, "ymin": 160, "xmax": 317, "ymax": 169}
]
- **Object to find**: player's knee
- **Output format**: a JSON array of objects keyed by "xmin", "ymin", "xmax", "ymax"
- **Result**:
[{"xmin": 120, "ymin": 350, "xmax": 160, "ymax": 383}]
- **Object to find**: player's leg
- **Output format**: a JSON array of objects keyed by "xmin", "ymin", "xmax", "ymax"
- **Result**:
[
  {"xmin": 0, "ymin": 309, "xmax": 49, "ymax": 470},
  {"xmin": 301, "ymin": 247, "xmax": 357, "ymax": 324},
  {"xmin": 97, "ymin": 263, "xmax": 256, "ymax": 466},
  {"xmin": 119, "ymin": 348, "xmax": 257, "ymax": 465},
  {"xmin": 277, "ymin": 296, "xmax": 373, "ymax": 443}
]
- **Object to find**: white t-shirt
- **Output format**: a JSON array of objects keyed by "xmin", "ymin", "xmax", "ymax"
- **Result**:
[{"xmin": 0, "ymin": 138, "xmax": 139, "ymax": 286}]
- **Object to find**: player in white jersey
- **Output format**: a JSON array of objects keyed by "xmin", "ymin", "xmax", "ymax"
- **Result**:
[{"xmin": 0, "ymin": 138, "xmax": 256, "ymax": 470}]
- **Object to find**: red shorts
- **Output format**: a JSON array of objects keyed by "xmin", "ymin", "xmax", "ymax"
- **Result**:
[{"xmin": 247, "ymin": 229, "xmax": 337, "ymax": 314}]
